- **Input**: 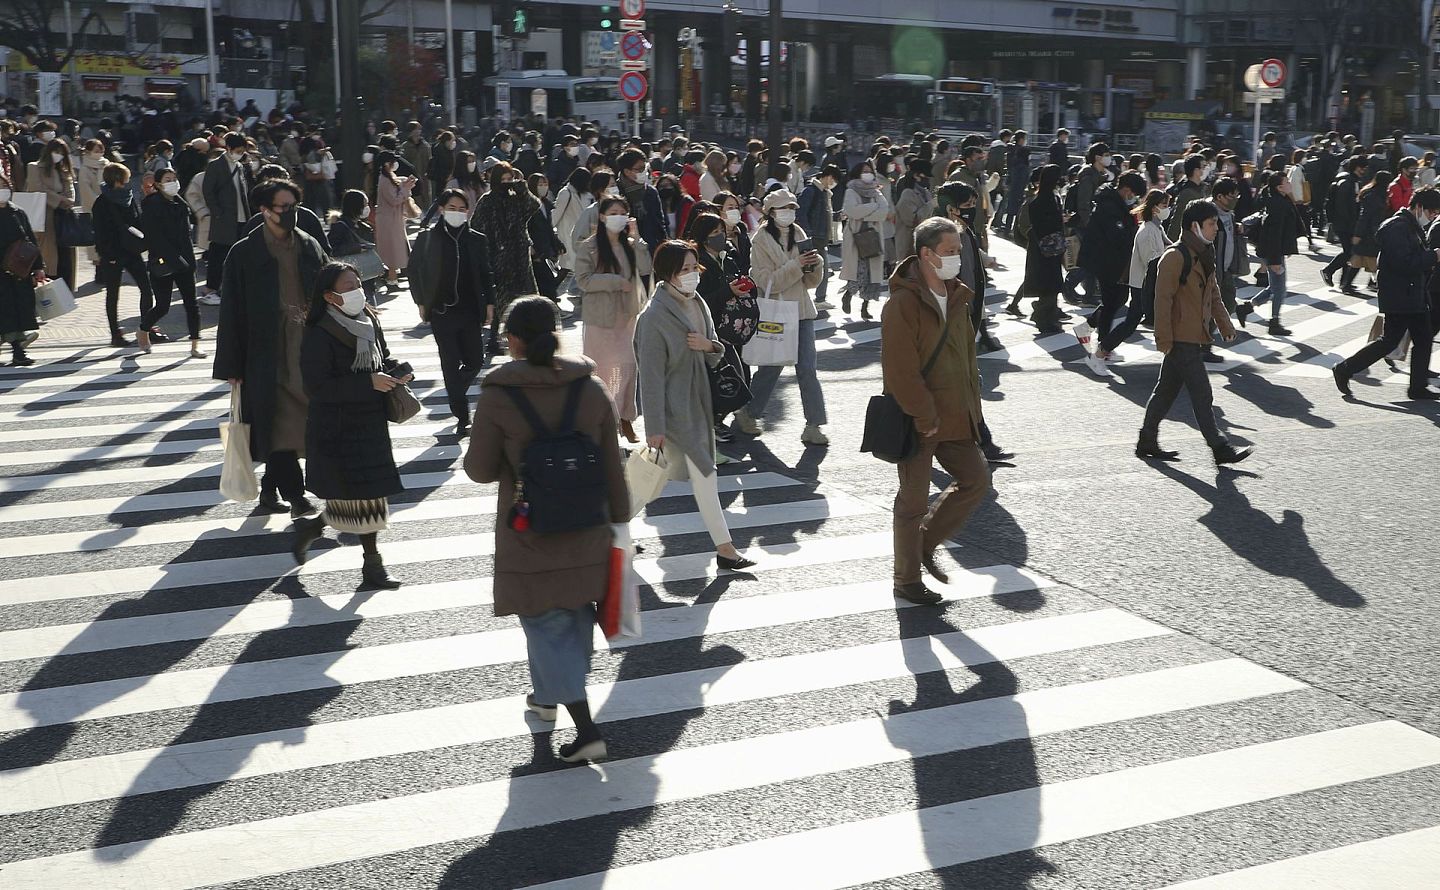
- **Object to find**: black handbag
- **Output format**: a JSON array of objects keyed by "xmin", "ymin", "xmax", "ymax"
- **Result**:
[
  {"xmin": 56, "ymin": 209, "xmax": 96, "ymax": 248},
  {"xmin": 709, "ymin": 340, "xmax": 752, "ymax": 416},
  {"xmin": 860, "ymin": 322, "xmax": 949, "ymax": 463}
]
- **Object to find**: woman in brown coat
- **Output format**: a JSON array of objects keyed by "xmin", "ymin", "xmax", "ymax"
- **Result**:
[{"xmin": 464, "ymin": 296, "xmax": 629, "ymax": 763}]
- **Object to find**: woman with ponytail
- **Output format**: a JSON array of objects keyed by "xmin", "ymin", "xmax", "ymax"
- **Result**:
[{"xmin": 464, "ymin": 296, "xmax": 630, "ymax": 764}]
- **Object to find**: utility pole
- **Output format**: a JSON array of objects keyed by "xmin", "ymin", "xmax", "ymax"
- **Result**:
[
  {"xmin": 337, "ymin": 0, "xmax": 364, "ymax": 190},
  {"xmin": 444, "ymin": 0, "xmax": 458, "ymax": 126},
  {"xmin": 205, "ymin": 0, "xmax": 219, "ymax": 109},
  {"xmin": 768, "ymin": 0, "xmax": 783, "ymax": 161}
]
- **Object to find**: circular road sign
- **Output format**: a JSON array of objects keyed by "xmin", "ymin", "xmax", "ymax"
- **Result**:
[
  {"xmin": 619, "ymin": 0, "xmax": 645, "ymax": 18},
  {"xmin": 621, "ymin": 30, "xmax": 647, "ymax": 61},
  {"xmin": 619, "ymin": 71, "xmax": 649, "ymax": 103},
  {"xmin": 1259, "ymin": 58, "xmax": 1287, "ymax": 88}
]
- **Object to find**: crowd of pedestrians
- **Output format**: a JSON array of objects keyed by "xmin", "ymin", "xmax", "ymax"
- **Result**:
[{"xmin": 3, "ymin": 101, "xmax": 1439, "ymax": 763}]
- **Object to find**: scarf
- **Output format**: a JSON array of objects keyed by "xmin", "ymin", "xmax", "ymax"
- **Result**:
[
  {"xmin": 326, "ymin": 306, "xmax": 382, "ymax": 372},
  {"xmin": 100, "ymin": 185, "xmax": 133, "ymax": 207},
  {"xmin": 848, "ymin": 178, "xmax": 881, "ymax": 201},
  {"xmin": 619, "ymin": 174, "xmax": 648, "ymax": 221},
  {"xmin": 1180, "ymin": 229, "xmax": 1217, "ymax": 280}
]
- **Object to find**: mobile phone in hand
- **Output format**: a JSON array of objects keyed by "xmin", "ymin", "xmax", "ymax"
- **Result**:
[
  {"xmin": 389, "ymin": 361, "xmax": 414, "ymax": 378},
  {"xmin": 797, "ymin": 238, "xmax": 815, "ymax": 254}
]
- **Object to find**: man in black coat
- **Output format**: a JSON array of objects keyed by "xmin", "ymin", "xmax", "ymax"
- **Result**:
[
  {"xmin": 1077, "ymin": 173, "xmax": 1145, "ymax": 375},
  {"xmin": 1322, "ymin": 156, "xmax": 1367, "ymax": 293},
  {"xmin": 410, "ymin": 188, "xmax": 497, "ymax": 436},
  {"xmin": 212, "ymin": 180, "xmax": 330, "ymax": 516},
  {"xmin": 1049, "ymin": 128, "xmax": 1071, "ymax": 167},
  {"xmin": 201, "ymin": 132, "xmax": 254, "ymax": 298},
  {"xmin": 1334, "ymin": 187, "xmax": 1440, "ymax": 401}
]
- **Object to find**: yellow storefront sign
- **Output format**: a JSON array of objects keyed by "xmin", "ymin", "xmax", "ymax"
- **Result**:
[{"xmin": 10, "ymin": 52, "xmax": 185, "ymax": 77}]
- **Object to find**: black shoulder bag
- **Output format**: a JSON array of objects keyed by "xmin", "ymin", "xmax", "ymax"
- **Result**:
[{"xmin": 860, "ymin": 319, "xmax": 949, "ymax": 464}]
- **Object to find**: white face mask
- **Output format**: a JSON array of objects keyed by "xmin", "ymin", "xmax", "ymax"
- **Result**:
[
  {"xmin": 604, "ymin": 186, "xmax": 620, "ymax": 198},
  {"xmin": 676, "ymin": 270, "xmax": 701, "ymax": 294},
  {"xmin": 728, "ymin": 162, "xmax": 742, "ymax": 175},
  {"xmin": 442, "ymin": 209, "xmax": 469, "ymax": 227},
  {"xmin": 37, "ymin": 131, "xmax": 54, "ymax": 143},
  {"xmin": 604, "ymin": 213, "xmax": 630, "ymax": 233},
  {"xmin": 1191, "ymin": 222, "xmax": 1214, "ymax": 245},
  {"xmin": 466, "ymin": 160, "xmax": 477, "ymax": 173},
  {"xmin": 772, "ymin": 208, "xmax": 796, "ymax": 227},
  {"xmin": 1157, "ymin": 206, "xmax": 1172, "ymax": 221},
  {"xmin": 932, "ymin": 253, "xmax": 962, "ymax": 280},
  {"xmin": 566, "ymin": 146, "xmax": 579, "ymax": 157},
  {"xmin": 161, "ymin": 180, "xmax": 180, "ymax": 196},
  {"xmin": 860, "ymin": 172, "xmax": 876, "ymax": 184},
  {"xmin": 0, "ymin": 188, "xmax": 10, "ymax": 205},
  {"xmin": 361, "ymin": 152, "xmax": 374, "ymax": 164},
  {"xmin": 335, "ymin": 287, "xmax": 367, "ymax": 316},
  {"xmin": 724, "ymin": 208, "xmax": 742, "ymax": 226}
]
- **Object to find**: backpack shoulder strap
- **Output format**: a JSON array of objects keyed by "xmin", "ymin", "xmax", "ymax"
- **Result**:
[
  {"xmin": 558, "ymin": 377, "xmax": 587, "ymax": 435},
  {"xmin": 501, "ymin": 386, "xmax": 551, "ymax": 438}
]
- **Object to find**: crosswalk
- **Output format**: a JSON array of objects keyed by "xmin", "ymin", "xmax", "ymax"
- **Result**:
[
  {"xmin": 973, "ymin": 238, "xmax": 1415, "ymax": 382},
  {"xmin": 2, "ymin": 305, "xmax": 1439, "ymax": 888}
]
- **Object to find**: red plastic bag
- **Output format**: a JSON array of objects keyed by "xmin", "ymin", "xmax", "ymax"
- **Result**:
[{"xmin": 600, "ymin": 524, "xmax": 641, "ymax": 641}]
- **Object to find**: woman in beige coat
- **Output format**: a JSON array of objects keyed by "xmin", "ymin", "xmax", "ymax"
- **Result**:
[
  {"xmin": 840, "ymin": 159, "xmax": 891, "ymax": 319},
  {"xmin": 734, "ymin": 188, "xmax": 827, "ymax": 444},
  {"xmin": 574, "ymin": 195, "xmax": 651, "ymax": 442},
  {"xmin": 28, "ymin": 140, "xmax": 78, "ymax": 289},
  {"xmin": 464, "ymin": 296, "xmax": 629, "ymax": 764}
]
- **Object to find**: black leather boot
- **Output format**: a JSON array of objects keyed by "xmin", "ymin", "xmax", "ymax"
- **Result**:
[{"xmin": 362, "ymin": 552, "xmax": 401, "ymax": 590}]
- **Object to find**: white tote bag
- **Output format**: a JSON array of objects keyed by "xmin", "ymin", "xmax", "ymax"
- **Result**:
[
  {"xmin": 34, "ymin": 278, "xmax": 76, "ymax": 321},
  {"xmin": 624, "ymin": 445, "xmax": 669, "ymax": 519},
  {"xmin": 218, "ymin": 383, "xmax": 259, "ymax": 503},
  {"xmin": 746, "ymin": 279, "xmax": 800, "ymax": 367},
  {"xmin": 12, "ymin": 192, "xmax": 47, "ymax": 232}
]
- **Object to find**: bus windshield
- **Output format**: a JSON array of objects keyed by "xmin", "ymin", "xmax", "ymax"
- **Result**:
[
  {"xmin": 575, "ymin": 82, "xmax": 618, "ymax": 103},
  {"xmin": 933, "ymin": 93, "xmax": 991, "ymax": 131}
]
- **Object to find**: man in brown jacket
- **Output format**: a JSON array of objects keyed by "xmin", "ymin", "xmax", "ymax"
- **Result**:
[
  {"xmin": 882, "ymin": 217, "xmax": 991, "ymax": 605},
  {"xmin": 1137, "ymin": 200, "xmax": 1253, "ymax": 465}
]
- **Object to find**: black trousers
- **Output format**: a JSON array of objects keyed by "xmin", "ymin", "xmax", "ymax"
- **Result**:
[
  {"xmin": 432, "ymin": 308, "xmax": 488, "ymax": 422},
  {"xmin": 141, "ymin": 269, "xmax": 201, "ymax": 339},
  {"xmin": 1140, "ymin": 343, "xmax": 1229, "ymax": 448},
  {"xmin": 1323, "ymin": 236, "xmax": 1354, "ymax": 276},
  {"xmin": 206, "ymin": 241, "xmax": 233, "ymax": 291},
  {"xmin": 261, "ymin": 449, "xmax": 305, "ymax": 500},
  {"xmin": 1089, "ymin": 278, "xmax": 1130, "ymax": 344},
  {"xmin": 1100, "ymin": 286, "xmax": 1151, "ymax": 353},
  {"xmin": 102, "ymin": 257, "xmax": 155, "ymax": 335},
  {"xmin": 1339, "ymin": 311, "xmax": 1434, "ymax": 393}
]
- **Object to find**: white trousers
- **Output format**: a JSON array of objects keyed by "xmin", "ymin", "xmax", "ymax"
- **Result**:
[{"xmin": 665, "ymin": 446, "xmax": 732, "ymax": 548}]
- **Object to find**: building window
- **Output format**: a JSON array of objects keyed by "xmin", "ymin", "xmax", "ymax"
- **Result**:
[{"xmin": 131, "ymin": 11, "xmax": 160, "ymax": 48}]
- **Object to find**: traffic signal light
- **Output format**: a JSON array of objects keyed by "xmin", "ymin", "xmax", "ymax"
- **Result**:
[{"xmin": 599, "ymin": 5, "xmax": 614, "ymax": 29}]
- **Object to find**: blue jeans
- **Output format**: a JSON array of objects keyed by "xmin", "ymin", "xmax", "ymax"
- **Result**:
[
  {"xmin": 1250, "ymin": 260, "xmax": 1287, "ymax": 320},
  {"xmin": 746, "ymin": 317, "xmax": 827, "ymax": 425},
  {"xmin": 519, "ymin": 604, "xmax": 596, "ymax": 705}
]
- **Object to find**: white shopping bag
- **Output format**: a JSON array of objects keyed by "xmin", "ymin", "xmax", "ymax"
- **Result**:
[
  {"xmin": 34, "ymin": 278, "xmax": 75, "ymax": 320},
  {"xmin": 623, "ymin": 445, "xmax": 669, "ymax": 519},
  {"xmin": 12, "ymin": 192, "xmax": 47, "ymax": 232},
  {"xmin": 746, "ymin": 287, "xmax": 800, "ymax": 367},
  {"xmin": 1071, "ymin": 320, "xmax": 1093, "ymax": 354},
  {"xmin": 218, "ymin": 383, "xmax": 259, "ymax": 502}
]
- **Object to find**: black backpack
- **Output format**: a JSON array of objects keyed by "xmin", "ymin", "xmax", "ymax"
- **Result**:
[{"xmin": 502, "ymin": 379, "xmax": 610, "ymax": 534}]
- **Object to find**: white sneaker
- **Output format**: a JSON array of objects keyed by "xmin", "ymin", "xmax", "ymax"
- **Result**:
[
  {"xmin": 1085, "ymin": 354, "xmax": 1113, "ymax": 377},
  {"xmin": 801, "ymin": 424, "xmax": 830, "ymax": 446},
  {"xmin": 198, "ymin": 292, "xmax": 222, "ymax": 306}
]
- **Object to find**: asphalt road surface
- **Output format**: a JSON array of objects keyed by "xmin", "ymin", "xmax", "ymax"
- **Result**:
[{"xmin": 1, "ymin": 232, "xmax": 1438, "ymax": 888}]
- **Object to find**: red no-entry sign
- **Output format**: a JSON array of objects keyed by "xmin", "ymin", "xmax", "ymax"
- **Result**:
[
  {"xmin": 619, "ymin": 71, "xmax": 648, "ymax": 102},
  {"xmin": 621, "ymin": 30, "xmax": 647, "ymax": 61},
  {"xmin": 1259, "ymin": 58, "xmax": 1287, "ymax": 88},
  {"xmin": 619, "ymin": 0, "xmax": 645, "ymax": 18}
]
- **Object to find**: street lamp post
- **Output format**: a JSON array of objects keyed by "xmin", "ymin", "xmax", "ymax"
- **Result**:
[{"xmin": 205, "ymin": 0, "xmax": 219, "ymax": 109}]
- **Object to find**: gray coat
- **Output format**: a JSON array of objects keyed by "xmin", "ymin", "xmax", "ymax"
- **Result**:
[
  {"xmin": 201, "ymin": 155, "xmax": 252, "ymax": 246},
  {"xmin": 637, "ymin": 283, "xmax": 724, "ymax": 476}
]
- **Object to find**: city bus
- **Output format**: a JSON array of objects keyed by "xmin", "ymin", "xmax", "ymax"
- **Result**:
[
  {"xmin": 483, "ymin": 71, "xmax": 625, "ymax": 129},
  {"xmin": 929, "ymin": 78, "xmax": 997, "ymax": 140},
  {"xmin": 851, "ymin": 74, "xmax": 934, "ymax": 126}
]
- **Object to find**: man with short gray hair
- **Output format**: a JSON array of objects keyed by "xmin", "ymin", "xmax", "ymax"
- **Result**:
[{"xmin": 880, "ymin": 216, "xmax": 991, "ymax": 605}]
